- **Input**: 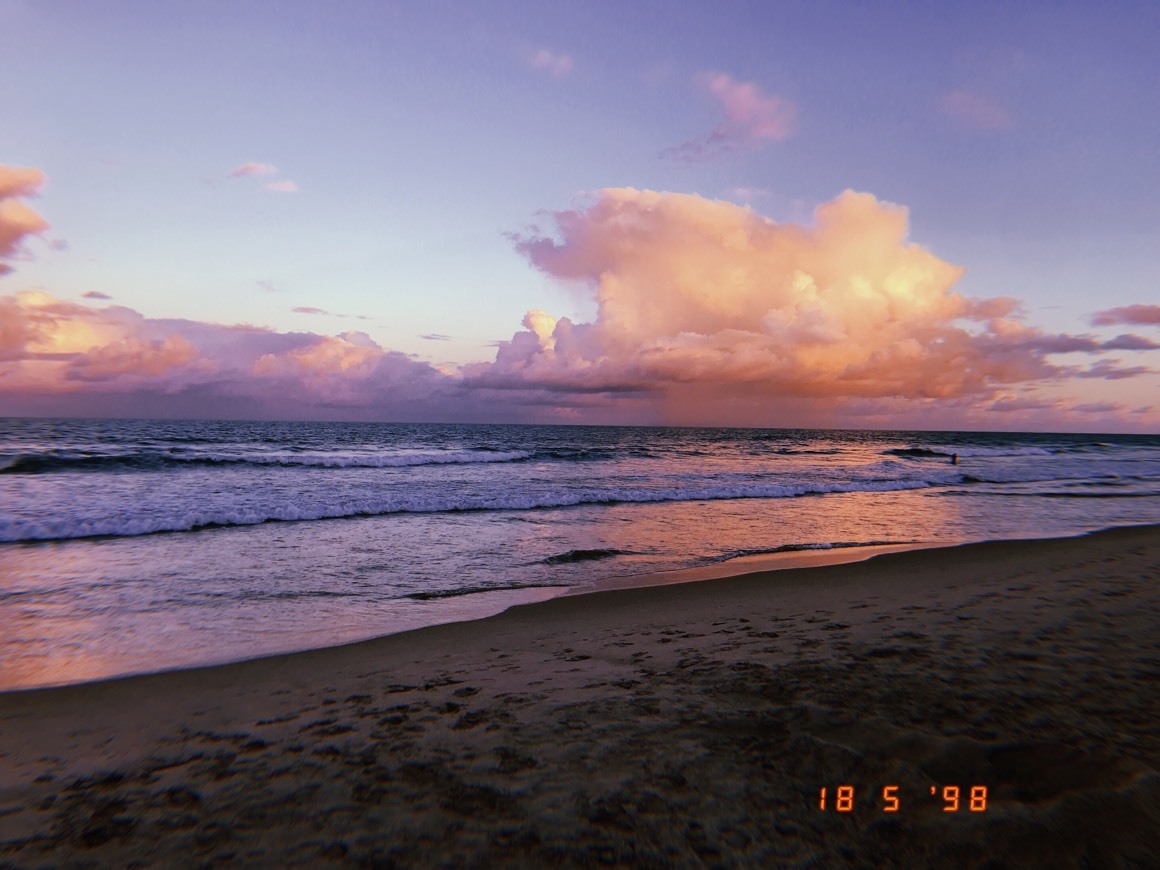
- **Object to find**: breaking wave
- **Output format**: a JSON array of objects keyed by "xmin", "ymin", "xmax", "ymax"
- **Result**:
[
  {"xmin": 0, "ymin": 475, "xmax": 971, "ymax": 543},
  {"xmin": 0, "ymin": 449, "xmax": 534, "ymax": 474}
]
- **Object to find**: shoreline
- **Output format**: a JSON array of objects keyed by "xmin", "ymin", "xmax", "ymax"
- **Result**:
[
  {"xmin": 1, "ymin": 524, "xmax": 1157, "ymax": 865},
  {"xmin": 2, "ymin": 535, "xmax": 952, "ymax": 695},
  {"xmin": 0, "ymin": 528, "xmax": 1118, "ymax": 695}
]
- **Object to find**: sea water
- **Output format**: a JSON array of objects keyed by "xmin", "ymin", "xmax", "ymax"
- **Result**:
[{"xmin": 2, "ymin": 419, "xmax": 1157, "ymax": 690}]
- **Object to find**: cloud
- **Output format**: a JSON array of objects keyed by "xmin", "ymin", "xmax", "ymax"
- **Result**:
[
  {"xmin": 530, "ymin": 48, "xmax": 573, "ymax": 77},
  {"xmin": 2, "ymin": 164, "xmax": 1155, "ymax": 430},
  {"xmin": 940, "ymin": 89, "xmax": 1014, "ymax": 131},
  {"xmin": 1100, "ymin": 333, "xmax": 1160, "ymax": 351},
  {"xmin": 1073, "ymin": 360, "xmax": 1152, "ymax": 380},
  {"xmin": 293, "ymin": 306, "xmax": 329, "ymax": 315},
  {"xmin": 0, "ymin": 165, "xmax": 50, "ymax": 275},
  {"xmin": 1072, "ymin": 402, "xmax": 1122, "ymax": 414},
  {"xmin": 1092, "ymin": 304, "xmax": 1160, "ymax": 326},
  {"xmin": 420, "ymin": 333, "xmax": 452, "ymax": 341},
  {"xmin": 0, "ymin": 291, "xmax": 469, "ymax": 420},
  {"xmin": 67, "ymin": 334, "xmax": 201, "ymax": 382},
  {"xmin": 82, "ymin": 290, "xmax": 113, "ymax": 300},
  {"xmin": 230, "ymin": 162, "xmax": 278, "ymax": 178},
  {"xmin": 228, "ymin": 163, "xmax": 297, "ymax": 194},
  {"xmin": 663, "ymin": 72, "xmax": 795, "ymax": 163},
  {"xmin": 473, "ymin": 188, "xmax": 1157, "ymax": 427},
  {"xmin": 990, "ymin": 395, "xmax": 1056, "ymax": 412}
]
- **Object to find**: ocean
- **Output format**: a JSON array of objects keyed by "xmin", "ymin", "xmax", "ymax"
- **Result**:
[{"xmin": 1, "ymin": 418, "xmax": 1157, "ymax": 691}]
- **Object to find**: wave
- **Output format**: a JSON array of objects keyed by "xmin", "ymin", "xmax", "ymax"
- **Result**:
[
  {"xmin": 540, "ymin": 446, "xmax": 657, "ymax": 461},
  {"xmin": 541, "ymin": 548, "xmax": 630, "ymax": 565},
  {"xmin": 771, "ymin": 447, "xmax": 844, "ymax": 455},
  {"xmin": 713, "ymin": 539, "xmax": 911, "ymax": 563},
  {"xmin": 0, "ymin": 449, "xmax": 534, "ymax": 474},
  {"xmin": 0, "ymin": 475, "xmax": 970, "ymax": 544},
  {"xmin": 403, "ymin": 582, "xmax": 569, "ymax": 601},
  {"xmin": 885, "ymin": 445, "xmax": 1054, "ymax": 459}
]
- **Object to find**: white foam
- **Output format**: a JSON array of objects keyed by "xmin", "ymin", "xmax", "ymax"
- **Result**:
[
  {"xmin": 209, "ymin": 449, "xmax": 535, "ymax": 468},
  {"xmin": 0, "ymin": 476, "xmax": 947, "ymax": 543}
]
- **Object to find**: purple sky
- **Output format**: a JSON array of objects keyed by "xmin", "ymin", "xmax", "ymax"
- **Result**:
[{"xmin": 1, "ymin": 0, "xmax": 1158, "ymax": 431}]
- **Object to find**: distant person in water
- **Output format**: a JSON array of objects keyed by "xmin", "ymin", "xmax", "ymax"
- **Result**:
[{"xmin": 952, "ymin": 453, "xmax": 959, "ymax": 465}]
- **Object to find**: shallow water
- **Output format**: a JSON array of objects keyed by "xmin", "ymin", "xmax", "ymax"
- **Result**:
[{"xmin": 2, "ymin": 419, "xmax": 1157, "ymax": 690}]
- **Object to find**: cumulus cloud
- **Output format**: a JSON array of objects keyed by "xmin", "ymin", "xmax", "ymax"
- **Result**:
[
  {"xmin": 530, "ymin": 48, "xmax": 573, "ymax": 77},
  {"xmin": 0, "ymin": 165, "xmax": 50, "ymax": 275},
  {"xmin": 2, "ymin": 162, "xmax": 1155, "ymax": 429},
  {"xmin": 663, "ymin": 72, "xmax": 795, "ymax": 163},
  {"xmin": 1092, "ymin": 304, "xmax": 1160, "ymax": 326},
  {"xmin": 473, "ymin": 188, "xmax": 1158, "ymax": 426},
  {"xmin": 940, "ymin": 89, "xmax": 1014, "ymax": 130}
]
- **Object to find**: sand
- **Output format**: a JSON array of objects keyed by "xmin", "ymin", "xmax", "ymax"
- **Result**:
[{"xmin": 1, "ymin": 525, "xmax": 1157, "ymax": 868}]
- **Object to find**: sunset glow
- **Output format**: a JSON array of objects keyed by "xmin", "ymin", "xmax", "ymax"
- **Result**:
[{"xmin": 1, "ymin": 2, "xmax": 1156, "ymax": 430}]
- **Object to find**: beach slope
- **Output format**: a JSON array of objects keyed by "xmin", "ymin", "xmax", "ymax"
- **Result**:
[{"xmin": 1, "ymin": 526, "xmax": 1157, "ymax": 867}]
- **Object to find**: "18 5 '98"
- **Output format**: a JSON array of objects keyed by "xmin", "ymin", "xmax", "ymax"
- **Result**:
[{"xmin": 819, "ymin": 785, "xmax": 988, "ymax": 813}]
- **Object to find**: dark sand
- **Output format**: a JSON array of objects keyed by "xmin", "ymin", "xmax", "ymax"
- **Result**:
[{"xmin": 1, "ymin": 525, "xmax": 1157, "ymax": 867}]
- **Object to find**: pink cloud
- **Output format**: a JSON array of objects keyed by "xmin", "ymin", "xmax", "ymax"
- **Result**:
[
  {"xmin": 2, "ymin": 163, "xmax": 1155, "ymax": 430},
  {"xmin": 530, "ymin": 48, "xmax": 573, "ymax": 77},
  {"xmin": 476, "ymin": 188, "xmax": 1158, "ymax": 427},
  {"xmin": 940, "ymin": 89, "xmax": 1014, "ymax": 131},
  {"xmin": 1092, "ymin": 304, "xmax": 1160, "ymax": 326},
  {"xmin": 67, "ymin": 334, "xmax": 201, "ymax": 383},
  {"xmin": 230, "ymin": 162, "xmax": 278, "ymax": 178},
  {"xmin": 82, "ymin": 290, "xmax": 113, "ymax": 300},
  {"xmin": 293, "ymin": 306, "xmax": 329, "ymax": 315},
  {"xmin": 663, "ymin": 72, "xmax": 795, "ymax": 163},
  {"xmin": 0, "ymin": 291, "xmax": 465, "ymax": 420},
  {"xmin": 228, "ymin": 163, "xmax": 296, "ymax": 194},
  {"xmin": 0, "ymin": 165, "xmax": 50, "ymax": 275}
]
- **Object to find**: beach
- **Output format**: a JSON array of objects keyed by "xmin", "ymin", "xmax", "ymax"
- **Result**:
[{"xmin": 1, "ymin": 525, "xmax": 1157, "ymax": 867}]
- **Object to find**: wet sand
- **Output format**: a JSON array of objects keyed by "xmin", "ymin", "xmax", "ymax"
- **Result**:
[{"xmin": 1, "ymin": 525, "xmax": 1157, "ymax": 867}]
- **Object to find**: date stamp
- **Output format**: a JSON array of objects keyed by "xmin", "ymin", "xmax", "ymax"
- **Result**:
[{"xmin": 818, "ymin": 784, "xmax": 988, "ymax": 813}]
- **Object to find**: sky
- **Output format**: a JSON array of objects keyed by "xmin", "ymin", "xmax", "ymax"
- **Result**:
[{"xmin": 1, "ymin": 0, "xmax": 1158, "ymax": 431}]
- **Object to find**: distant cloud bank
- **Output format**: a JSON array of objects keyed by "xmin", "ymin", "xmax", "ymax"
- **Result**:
[{"xmin": 0, "ymin": 163, "xmax": 1154, "ymax": 429}]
